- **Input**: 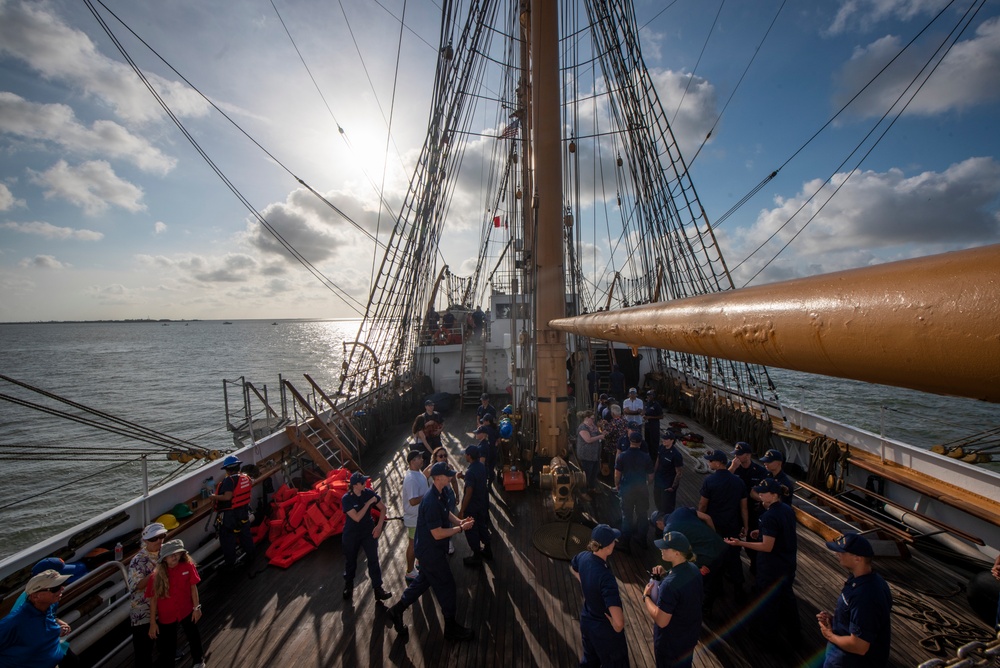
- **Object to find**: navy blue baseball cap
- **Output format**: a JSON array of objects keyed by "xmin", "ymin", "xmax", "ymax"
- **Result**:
[
  {"xmin": 429, "ymin": 461, "xmax": 456, "ymax": 478},
  {"xmin": 406, "ymin": 450, "xmax": 425, "ymax": 463},
  {"xmin": 474, "ymin": 425, "xmax": 489, "ymax": 435},
  {"xmin": 464, "ymin": 444, "xmax": 480, "ymax": 458},
  {"xmin": 349, "ymin": 472, "xmax": 370, "ymax": 486},
  {"xmin": 753, "ymin": 478, "xmax": 783, "ymax": 495},
  {"xmin": 424, "ymin": 399, "xmax": 435, "ymax": 406},
  {"xmin": 703, "ymin": 449, "xmax": 728, "ymax": 463},
  {"xmin": 654, "ymin": 530, "xmax": 692, "ymax": 554},
  {"xmin": 826, "ymin": 532, "xmax": 875, "ymax": 557},
  {"xmin": 481, "ymin": 413, "xmax": 495, "ymax": 423},
  {"xmin": 732, "ymin": 441, "xmax": 752, "ymax": 455},
  {"xmin": 629, "ymin": 432, "xmax": 643, "ymax": 443},
  {"xmin": 760, "ymin": 448, "xmax": 785, "ymax": 463},
  {"xmin": 649, "ymin": 510, "xmax": 667, "ymax": 526},
  {"xmin": 591, "ymin": 524, "xmax": 621, "ymax": 548}
]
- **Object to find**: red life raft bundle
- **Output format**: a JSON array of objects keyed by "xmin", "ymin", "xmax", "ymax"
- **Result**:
[{"xmin": 261, "ymin": 468, "xmax": 357, "ymax": 568}]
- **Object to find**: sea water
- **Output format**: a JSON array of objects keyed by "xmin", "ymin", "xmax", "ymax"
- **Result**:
[{"xmin": 0, "ymin": 319, "xmax": 997, "ymax": 560}]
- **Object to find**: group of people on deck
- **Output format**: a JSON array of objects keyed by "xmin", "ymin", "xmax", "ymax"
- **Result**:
[{"xmin": 571, "ymin": 384, "xmax": 896, "ymax": 667}]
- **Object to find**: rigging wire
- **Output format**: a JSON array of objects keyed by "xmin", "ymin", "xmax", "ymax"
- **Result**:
[
  {"xmin": 670, "ymin": 0, "xmax": 724, "ymax": 126},
  {"xmin": 736, "ymin": 0, "xmax": 982, "ymax": 283},
  {"xmin": 0, "ymin": 459, "xmax": 139, "ymax": 511}
]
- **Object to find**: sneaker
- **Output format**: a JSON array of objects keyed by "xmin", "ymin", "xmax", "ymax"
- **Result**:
[
  {"xmin": 448, "ymin": 541, "xmax": 455, "ymax": 555},
  {"xmin": 404, "ymin": 570, "xmax": 418, "ymax": 583}
]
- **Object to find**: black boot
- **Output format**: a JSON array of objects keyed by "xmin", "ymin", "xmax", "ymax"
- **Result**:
[
  {"xmin": 444, "ymin": 617, "xmax": 473, "ymax": 640},
  {"xmin": 387, "ymin": 602, "xmax": 409, "ymax": 641},
  {"xmin": 481, "ymin": 545, "xmax": 494, "ymax": 561},
  {"xmin": 463, "ymin": 553, "xmax": 483, "ymax": 568},
  {"xmin": 374, "ymin": 585, "xmax": 392, "ymax": 601},
  {"xmin": 343, "ymin": 581, "xmax": 354, "ymax": 600}
]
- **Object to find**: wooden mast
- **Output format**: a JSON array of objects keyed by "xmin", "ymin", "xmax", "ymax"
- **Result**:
[
  {"xmin": 530, "ymin": 0, "xmax": 567, "ymax": 458},
  {"xmin": 549, "ymin": 244, "xmax": 1000, "ymax": 403}
]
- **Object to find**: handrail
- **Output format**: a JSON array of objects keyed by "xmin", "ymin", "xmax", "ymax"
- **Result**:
[{"xmin": 61, "ymin": 561, "xmax": 129, "ymax": 641}]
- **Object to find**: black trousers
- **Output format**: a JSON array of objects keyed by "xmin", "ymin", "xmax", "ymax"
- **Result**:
[{"xmin": 155, "ymin": 614, "xmax": 203, "ymax": 667}]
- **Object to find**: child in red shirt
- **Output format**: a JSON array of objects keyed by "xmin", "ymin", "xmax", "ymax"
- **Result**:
[{"xmin": 146, "ymin": 539, "xmax": 205, "ymax": 667}]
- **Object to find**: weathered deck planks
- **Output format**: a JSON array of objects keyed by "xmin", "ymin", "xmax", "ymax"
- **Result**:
[{"xmin": 99, "ymin": 409, "xmax": 995, "ymax": 668}]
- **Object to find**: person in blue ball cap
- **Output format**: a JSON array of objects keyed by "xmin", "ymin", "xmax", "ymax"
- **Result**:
[
  {"xmin": 571, "ymin": 524, "xmax": 628, "ymax": 666},
  {"xmin": 458, "ymin": 444, "xmax": 492, "ymax": 567},
  {"xmin": 341, "ymin": 471, "xmax": 391, "ymax": 603},
  {"xmin": 699, "ymin": 448, "xmax": 749, "ymax": 603},
  {"xmin": 817, "ymin": 533, "xmax": 893, "ymax": 667},
  {"xmin": 644, "ymin": 531, "xmax": 703, "ymax": 668}
]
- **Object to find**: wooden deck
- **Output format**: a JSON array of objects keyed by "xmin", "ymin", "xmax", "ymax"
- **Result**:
[{"xmin": 96, "ymin": 410, "xmax": 996, "ymax": 668}]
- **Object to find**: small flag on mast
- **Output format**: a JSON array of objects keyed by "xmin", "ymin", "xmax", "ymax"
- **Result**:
[
  {"xmin": 493, "ymin": 216, "xmax": 501, "ymax": 228},
  {"xmin": 498, "ymin": 118, "xmax": 520, "ymax": 140}
]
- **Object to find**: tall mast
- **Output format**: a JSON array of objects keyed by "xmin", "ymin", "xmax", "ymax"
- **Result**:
[{"xmin": 530, "ymin": 0, "xmax": 567, "ymax": 458}]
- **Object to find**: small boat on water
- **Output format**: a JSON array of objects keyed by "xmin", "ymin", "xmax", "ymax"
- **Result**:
[{"xmin": 0, "ymin": 0, "xmax": 998, "ymax": 666}]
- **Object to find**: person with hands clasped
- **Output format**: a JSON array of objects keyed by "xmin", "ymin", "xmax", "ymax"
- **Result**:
[
  {"xmin": 571, "ymin": 524, "xmax": 629, "ymax": 667},
  {"xmin": 342, "ymin": 471, "xmax": 392, "ymax": 602},
  {"xmin": 146, "ymin": 540, "xmax": 205, "ymax": 668},
  {"xmin": 643, "ymin": 531, "xmax": 704, "ymax": 668}
]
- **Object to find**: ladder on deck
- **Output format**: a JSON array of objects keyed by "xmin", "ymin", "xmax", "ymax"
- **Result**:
[
  {"xmin": 589, "ymin": 340, "xmax": 613, "ymax": 396},
  {"xmin": 461, "ymin": 335, "xmax": 486, "ymax": 407},
  {"xmin": 282, "ymin": 379, "xmax": 361, "ymax": 473}
]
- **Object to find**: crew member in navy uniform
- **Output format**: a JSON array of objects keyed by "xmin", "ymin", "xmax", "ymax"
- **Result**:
[
  {"xmin": 653, "ymin": 433, "xmax": 683, "ymax": 515},
  {"xmin": 210, "ymin": 455, "xmax": 256, "ymax": 568},
  {"xmin": 698, "ymin": 449, "xmax": 749, "ymax": 601},
  {"xmin": 643, "ymin": 531, "xmax": 704, "ymax": 668},
  {"xmin": 616, "ymin": 431, "xmax": 654, "ymax": 551},
  {"xmin": 570, "ymin": 524, "xmax": 629, "ymax": 667},
  {"xmin": 729, "ymin": 441, "xmax": 766, "ymax": 573},
  {"xmin": 476, "ymin": 393, "xmax": 497, "ymax": 428},
  {"xmin": 643, "ymin": 390, "xmax": 663, "ymax": 459},
  {"xmin": 817, "ymin": 533, "xmax": 893, "ymax": 668},
  {"xmin": 759, "ymin": 448, "xmax": 795, "ymax": 504},
  {"xmin": 341, "ymin": 471, "xmax": 392, "ymax": 602},
  {"xmin": 388, "ymin": 461, "xmax": 475, "ymax": 642},
  {"xmin": 725, "ymin": 478, "xmax": 801, "ymax": 645},
  {"xmin": 458, "ymin": 444, "xmax": 493, "ymax": 566}
]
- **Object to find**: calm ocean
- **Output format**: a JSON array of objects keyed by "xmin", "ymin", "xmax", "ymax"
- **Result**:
[{"xmin": 0, "ymin": 319, "xmax": 997, "ymax": 560}]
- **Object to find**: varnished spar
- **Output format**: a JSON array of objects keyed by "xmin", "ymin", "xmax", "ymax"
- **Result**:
[{"xmin": 550, "ymin": 244, "xmax": 1000, "ymax": 403}]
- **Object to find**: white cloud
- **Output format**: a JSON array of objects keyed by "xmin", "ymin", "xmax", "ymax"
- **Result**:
[
  {"xmin": 0, "ymin": 1, "xmax": 210, "ymax": 125},
  {"xmin": 0, "ymin": 221, "xmax": 103, "ymax": 240},
  {"xmin": 0, "ymin": 183, "xmax": 25, "ymax": 211},
  {"xmin": 0, "ymin": 93, "xmax": 176, "ymax": 174},
  {"xmin": 154, "ymin": 221, "xmax": 167, "ymax": 234},
  {"xmin": 834, "ymin": 18, "xmax": 1000, "ymax": 117},
  {"xmin": 828, "ymin": 0, "xmax": 951, "ymax": 34},
  {"xmin": 29, "ymin": 160, "xmax": 145, "ymax": 216},
  {"xmin": 18, "ymin": 254, "xmax": 68, "ymax": 269},
  {"xmin": 727, "ymin": 156, "xmax": 1000, "ymax": 283}
]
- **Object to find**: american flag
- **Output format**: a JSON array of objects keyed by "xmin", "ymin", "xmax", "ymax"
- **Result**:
[{"xmin": 498, "ymin": 118, "xmax": 520, "ymax": 139}]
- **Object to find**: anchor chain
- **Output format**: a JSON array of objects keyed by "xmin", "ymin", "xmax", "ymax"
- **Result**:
[{"xmin": 917, "ymin": 632, "xmax": 1000, "ymax": 667}]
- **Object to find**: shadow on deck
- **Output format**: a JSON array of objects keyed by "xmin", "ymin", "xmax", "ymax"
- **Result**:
[{"xmin": 100, "ymin": 410, "xmax": 994, "ymax": 667}]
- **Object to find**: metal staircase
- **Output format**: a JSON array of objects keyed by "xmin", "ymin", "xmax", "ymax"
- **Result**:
[
  {"xmin": 282, "ymin": 379, "xmax": 361, "ymax": 473},
  {"xmin": 461, "ymin": 335, "xmax": 486, "ymax": 407}
]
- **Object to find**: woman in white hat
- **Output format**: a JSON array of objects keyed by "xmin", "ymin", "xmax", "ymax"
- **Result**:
[
  {"xmin": 127, "ymin": 522, "xmax": 168, "ymax": 664},
  {"xmin": 146, "ymin": 540, "xmax": 204, "ymax": 668}
]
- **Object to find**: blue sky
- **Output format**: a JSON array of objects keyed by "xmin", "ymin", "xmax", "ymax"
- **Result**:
[{"xmin": 0, "ymin": 0, "xmax": 997, "ymax": 321}]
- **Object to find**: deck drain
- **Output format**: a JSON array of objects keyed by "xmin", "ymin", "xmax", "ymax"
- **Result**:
[{"xmin": 532, "ymin": 522, "xmax": 591, "ymax": 560}]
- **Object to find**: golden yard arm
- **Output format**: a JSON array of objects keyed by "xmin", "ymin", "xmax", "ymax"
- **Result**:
[{"xmin": 549, "ymin": 244, "xmax": 1000, "ymax": 404}]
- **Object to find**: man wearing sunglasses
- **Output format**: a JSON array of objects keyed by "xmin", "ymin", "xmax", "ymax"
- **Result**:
[{"xmin": 0, "ymin": 569, "xmax": 77, "ymax": 667}]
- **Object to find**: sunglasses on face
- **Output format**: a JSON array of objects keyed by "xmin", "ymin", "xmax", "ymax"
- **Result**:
[{"xmin": 45, "ymin": 585, "xmax": 65, "ymax": 593}]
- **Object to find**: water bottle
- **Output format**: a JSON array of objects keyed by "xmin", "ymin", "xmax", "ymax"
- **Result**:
[
  {"xmin": 201, "ymin": 477, "xmax": 213, "ymax": 499},
  {"xmin": 114, "ymin": 542, "xmax": 123, "ymax": 561}
]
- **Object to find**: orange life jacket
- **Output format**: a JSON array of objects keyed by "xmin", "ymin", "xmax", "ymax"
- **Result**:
[{"xmin": 215, "ymin": 473, "xmax": 253, "ymax": 510}]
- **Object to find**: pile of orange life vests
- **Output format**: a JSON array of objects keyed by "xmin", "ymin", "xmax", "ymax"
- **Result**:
[{"xmin": 256, "ymin": 467, "xmax": 356, "ymax": 568}]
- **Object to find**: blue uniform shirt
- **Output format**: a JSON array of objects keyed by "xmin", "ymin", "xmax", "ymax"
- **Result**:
[
  {"xmin": 654, "ymin": 443, "xmax": 684, "ymax": 487},
  {"xmin": 757, "ymin": 501, "xmax": 798, "ymax": 584},
  {"xmin": 824, "ymin": 572, "xmax": 893, "ymax": 668},
  {"xmin": 615, "ymin": 447, "xmax": 653, "ymax": 489},
  {"xmin": 653, "ymin": 560, "xmax": 704, "ymax": 663},
  {"xmin": 571, "ymin": 551, "xmax": 622, "ymax": 625},
  {"xmin": 477, "ymin": 403, "xmax": 497, "ymax": 424},
  {"xmin": 0, "ymin": 601, "xmax": 68, "ymax": 668},
  {"xmin": 734, "ymin": 461, "xmax": 767, "ymax": 495},
  {"xmin": 665, "ymin": 507, "xmax": 725, "ymax": 570},
  {"xmin": 463, "ymin": 460, "xmax": 489, "ymax": 514},
  {"xmin": 341, "ymin": 488, "xmax": 379, "ymax": 536},
  {"xmin": 699, "ymin": 469, "xmax": 746, "ymax": 536},
  {"xmin": 414, "ymin": 485, "xmax": 451, "ymax": 560},
  {"xmin": 769, "ymin": 470, "xmax": 795, "ymax": 504}
]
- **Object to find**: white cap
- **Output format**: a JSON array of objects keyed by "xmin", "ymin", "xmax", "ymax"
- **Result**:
[{"xmin": 142, "ymin": 522, "xmax": 168, "ymax": 541}]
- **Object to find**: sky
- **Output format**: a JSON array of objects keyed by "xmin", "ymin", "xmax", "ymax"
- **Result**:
[{"xmin": 0, "ymin": 0, "xmax": 997, "ymax": 322}]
